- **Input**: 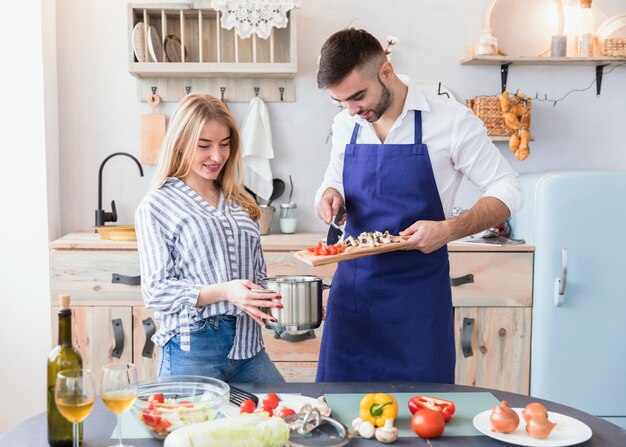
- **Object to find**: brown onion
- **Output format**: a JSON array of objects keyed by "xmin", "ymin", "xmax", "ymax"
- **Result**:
[
  {"xmin": 522, "ymin": 402, "xmax": 548, "ymax": 423},
  {"xmin": 526, "ymin": 415, "xmax": 556, "ymax": 439},
  {"xmin": 489, "ymin": 400, "xmax": 520, "ymax": 434}
]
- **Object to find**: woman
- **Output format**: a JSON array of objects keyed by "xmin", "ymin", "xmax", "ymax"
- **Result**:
[{"xmin": 135, "ymin": 93, "xmax": 284, "ymax": 383}]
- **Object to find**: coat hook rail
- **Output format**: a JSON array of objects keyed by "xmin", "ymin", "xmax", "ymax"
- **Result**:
[
  {"xmin": 500, "ymin": 63, "xmax": 512, "ymax": 93},
  {"xmin": 185, "ymin": 85, "xmax": 191, "ymax": 94},
  {"xmin": 254, "ymin": 87, "xmax": 260, "ymax": 97},
  {"xmin": 220, "ymin": 87, "xmax": 226, "ymax": 103},
  {"xmin": 151, "ymin": 86, "xmax": 157, "ymax": 95},
  {"xmin": 279, "ymin": 87, "xmax": 285, "ymax": 101}
]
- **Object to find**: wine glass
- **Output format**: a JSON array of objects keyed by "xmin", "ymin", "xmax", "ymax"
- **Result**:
[
  {"xmin": 101, "ymin": 363, "xmax": 139, "ymax": 447},
  {"xmin": 55, "ymin": 369, "xmax": 97, "ymax": 447}
]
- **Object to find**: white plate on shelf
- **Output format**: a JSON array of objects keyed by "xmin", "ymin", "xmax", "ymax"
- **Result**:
[
  {"xmin": 473, "ymin": 408, "xmax": 592, "ymax": 446},
  {"xmin": 132, "ymin": 22, "xmax": 147, "ymax": 62},
  {"xmin": 147, "ymin": 26, "xmax": 163, "ymax": 62},
  {"xmin": 223, "ymin": 394, "xmax": 322, "ymax": 418}
]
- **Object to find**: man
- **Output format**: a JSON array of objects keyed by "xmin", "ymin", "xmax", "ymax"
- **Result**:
[{"xmin": 314, "ymin": 28, "xmax": 523, "ymax": 383}]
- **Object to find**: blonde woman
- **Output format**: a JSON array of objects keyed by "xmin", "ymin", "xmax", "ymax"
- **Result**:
[{"xmin": 135, "ymin": 93, "xmax": 284, "ymax": 383}]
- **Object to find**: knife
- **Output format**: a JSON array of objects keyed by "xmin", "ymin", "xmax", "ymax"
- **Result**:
[{"xmin": 326, "ymin": 206, "xmax": 346, "ymax": 245}]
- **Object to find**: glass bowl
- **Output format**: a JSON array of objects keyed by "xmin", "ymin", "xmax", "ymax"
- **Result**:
[{"xmin": 130, "ymin": 375, "xmax": 230, "ymax": 440}]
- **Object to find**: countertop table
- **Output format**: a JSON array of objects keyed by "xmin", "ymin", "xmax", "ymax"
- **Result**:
[{"xmin": 2, "ymin": 382, "xmax": 624, "ymax": 446}]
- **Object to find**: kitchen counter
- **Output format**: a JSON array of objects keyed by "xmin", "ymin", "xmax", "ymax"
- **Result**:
[
  {"xmin": 50, "ymin": 231, "xmax": 535, "ymax": 253},
  {"xmin": 2, "ymin": 382, "xmax": 624, "ymax": 446}
]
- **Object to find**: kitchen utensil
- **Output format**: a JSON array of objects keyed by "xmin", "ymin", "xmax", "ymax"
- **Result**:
[
  {"xmin": 294, "ymin": 235, "xmax": 411, "ymax": 267},
  {"xmin": 228, "ymin": 385, "xmax": 258, "ymax": 407},
  {"xmin": 285, "ymin": 409, "xmax": 351, "ymax": 447},
  {"xmin": 244, "ymin": 186, "xmax": 258, "ymax": 204},
  {"xmin": 288, "ymin": 174, "xmax": 294, "ymax": 203},
  {"xmin": 473, "ymin": 408, "xmax": 592, "ymax": 446},
  {"xmin": 132, "ymin": 22, "xmax": 147, "ymax": 62},
  {"xmin": 267, "ymin": 178, "xmax": 286, "ymax": 207},
  {"xmin": 164, "ymin": 34, "xmax": 185, "ymax": 62},
  {"xmin": 140, "ymin": 94, "xmax": 166, "ymax": 164},
  {"xmin": 326, "ymin": 206, "xmax": 345, "ymax": 245},
  {"xmin": 258, "ymin": 205, "xmax": 274, "ymax": 235},
  {"xmin": 264, "ymin": 275, "xmax": 327, "ymax": 332},
  {"xmin": 147, "ymin": 26, "xmax": 163, "ymax": 62}
]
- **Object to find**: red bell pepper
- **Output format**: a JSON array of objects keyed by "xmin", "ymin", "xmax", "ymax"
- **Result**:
[{"xmin": 408, "ymin": 396, "xmax": 456, "ymax": 422}]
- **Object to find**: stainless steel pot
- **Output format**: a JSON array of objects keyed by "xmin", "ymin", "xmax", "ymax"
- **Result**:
[{"xmin": 264, "ymin": 275, "xmax": 328, "ymax": 332}]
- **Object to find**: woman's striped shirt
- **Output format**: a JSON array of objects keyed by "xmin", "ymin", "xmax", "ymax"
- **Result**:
[{"xmin": 135, "ymin": 177, "xmax": 266, "ymax": 359}]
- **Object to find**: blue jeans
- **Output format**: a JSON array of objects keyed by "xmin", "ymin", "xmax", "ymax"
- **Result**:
[{"xmin": 157, "ymin": 315, "xmax": 285, "ymax": 384}]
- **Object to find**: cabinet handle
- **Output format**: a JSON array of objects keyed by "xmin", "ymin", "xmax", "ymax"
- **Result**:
[
  {"xmin": 142, "ymin": 317, "xmax": 156, "ymax": 358},
  {"xmin": 111, "ymin": 318, "xmax": 124, "ymax": 359},
  {"xmin": 461, "ymin": 317, "xmax": 475, "ymax": 358},
  {"xmin": 111, "ymin": 273, "xmax": 141, "ymax": 286},
  {"xmin": 450, "ymin": 274, "xmax": 474, "ymax": 287}
]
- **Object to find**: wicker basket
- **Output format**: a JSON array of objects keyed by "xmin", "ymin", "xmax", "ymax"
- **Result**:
[
  {"xmin": 601, "ymin": 37, "xmax": 626, "ymax": 57},
  {"xmin": 466, "ymin": 95, "xmax": 532, "ymax": 137}
]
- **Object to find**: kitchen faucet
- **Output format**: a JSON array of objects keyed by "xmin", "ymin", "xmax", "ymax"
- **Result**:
[{"xmin": 95, "ymin": 152, "xmax": 144, "ymax": 227}]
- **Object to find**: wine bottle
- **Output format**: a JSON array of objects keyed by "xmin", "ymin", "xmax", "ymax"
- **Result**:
[{"xmin": 47, "ymin": 294, "xmax": 83, "ymax": 446}]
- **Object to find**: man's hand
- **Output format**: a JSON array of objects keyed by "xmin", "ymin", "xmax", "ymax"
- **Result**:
[
  {"xmin": 399, "ymin": 220, "xmax": 450, "ymax": 254},
  {"xmin": 316, "ymin": 188, "xmax": 346, "ymax": 225}
]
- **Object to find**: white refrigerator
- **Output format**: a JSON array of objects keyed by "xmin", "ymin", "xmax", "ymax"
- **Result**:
[{"xmin": 511, "ymin": 171, "xmax": 626, "ymax": 430}]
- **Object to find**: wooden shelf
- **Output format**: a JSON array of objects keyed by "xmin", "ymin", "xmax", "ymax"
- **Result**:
[
  {"xmin": 461, "ymin": 55, "xmax": 626, "ymax": 66},
  {"xmin": 129, "ymin": 62, "xmax": 297, "ymax": 79}
]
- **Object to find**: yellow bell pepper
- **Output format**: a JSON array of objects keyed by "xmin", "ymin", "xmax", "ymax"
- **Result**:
[{"xmin": 359, "ymin": 393, "xmax": 398, "ymax": 427}]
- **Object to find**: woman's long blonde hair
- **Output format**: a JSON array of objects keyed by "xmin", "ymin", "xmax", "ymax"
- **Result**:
[{"xmin": 151, "ymin": 93, "xmax": 260, "ymax": 221}]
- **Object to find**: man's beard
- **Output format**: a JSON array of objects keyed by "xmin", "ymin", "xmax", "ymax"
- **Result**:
[{"xmin": 365, "ymin": 76, "xmax": 392, "ymax": 122}]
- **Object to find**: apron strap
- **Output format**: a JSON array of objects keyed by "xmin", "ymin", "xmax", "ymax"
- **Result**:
[
  {"xmin": 414, "ymin": 110, "xmax": 423, "ymax": 145},
  {"xmin": 350, "ymin": 122, "xmax": 361, "ymax": 144}
]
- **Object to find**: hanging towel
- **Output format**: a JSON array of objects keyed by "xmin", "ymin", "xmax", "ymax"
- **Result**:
[{"xmin": 240, "ymin": 96, "xmax": 274, "ymax": 201}]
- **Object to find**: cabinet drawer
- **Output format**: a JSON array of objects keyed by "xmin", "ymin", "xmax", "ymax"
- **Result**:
[
  {"xmin": 449, "ymin": 252, "xmax": 532, "ymax": 307},
  {"xmin": 50, "ymin": 250, "xmax": 141, "ymax": 302}
]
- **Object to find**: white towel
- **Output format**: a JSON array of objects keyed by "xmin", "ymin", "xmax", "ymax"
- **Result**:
[{"xmin": 240, "ymin": 96, "xmax": 274, "ymax": 201}]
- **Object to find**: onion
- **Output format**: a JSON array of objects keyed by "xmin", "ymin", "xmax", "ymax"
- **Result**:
[
  {"xmin": 521, "ymin": 402, "xmax": 548, "ymax": 423},
  {"xmin": 489, "ymin": 400, "xmax": 520, "ymax": 434},
  {"xmin": 526, "ymin": 415, "xmax": 556, "ymax": 439}
]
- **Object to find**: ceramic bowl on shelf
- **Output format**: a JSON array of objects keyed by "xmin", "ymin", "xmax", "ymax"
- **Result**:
[
  {"xmin": 130, "ymin": 375, "xmax": 230, "ymax": 440},
  {"xmin": 96, "ymin": 225, "xmax": 136, "ymax": 241}
]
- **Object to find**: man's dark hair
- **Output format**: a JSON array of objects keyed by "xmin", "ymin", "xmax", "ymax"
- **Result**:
[{"xmin": 317, "ymin": 28, "xmax": 385, "ymax": 89}]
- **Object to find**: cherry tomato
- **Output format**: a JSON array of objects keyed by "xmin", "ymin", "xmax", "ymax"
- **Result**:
[
  {"xmin": 278, "ymin": 408, "xmax": 296, "ymax": 418},
  {"xmin": 147, "ymin": 393, "xmax": 164, "ymax": 409},
  {"xmin": 258, "ymin": 404, "xmax": 274, "ymax": 416},
  {"xmin": 411, "ymin": 408, "xmax": 445, "ymax": 439},
  {"xmin": 240, "ymin": 399, "xmax": 256, "ymax": 414},
  {"xmin": 262, "ymin": 393, "xmax": 281, "ymax": 409}
]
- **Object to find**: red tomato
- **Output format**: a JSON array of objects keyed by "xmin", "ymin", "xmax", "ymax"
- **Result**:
[
  {"xmin": 262, "ymin": 393, "xmax": 281, "ymax": 409},
  {"xmin": 147, "ymin": 393, "xmax": 164, "ymax": 409},
  {"xmin": 258, "ymin": 404, "xmax": 274, "ymax": 416},
  {"xmin": 239, "ymin": 399, "xmax": 256, "ymax": 414},
  {"xmin": 141, "ymin": 409, "xmax": 161, "ymax": 426},
  {"xmin": 278, "ymin": 408, "xmax": 296, "ymax": 418},
  {"xmin": 307, "ymin": 246, "xmax": 315, "ymax": 252},
  {"xmin": 327, "ymin": 245, "xmax": 337, "ymax": 255},
  {"xmin": 411, "ymin": 409, "xmax": 445, "ymax": 439}
]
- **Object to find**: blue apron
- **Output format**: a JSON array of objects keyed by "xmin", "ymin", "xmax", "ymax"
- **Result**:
[{"xmin": 316, "ymin": 111, "xmax": 455, "ymax": 383}]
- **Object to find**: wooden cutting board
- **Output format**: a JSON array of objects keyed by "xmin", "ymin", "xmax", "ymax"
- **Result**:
[
  {"xmin": 140, "ymin": 94, "xmax": 166, "ymax": 165},
  {"xmin": 293, "ymin": 236, "xmax": 410, "ymax": 266}
]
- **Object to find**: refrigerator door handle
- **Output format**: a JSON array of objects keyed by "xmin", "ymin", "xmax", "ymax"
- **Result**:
[{"xmin": 553, "ymin": 247, "xmax": 568, "ymax": 306}]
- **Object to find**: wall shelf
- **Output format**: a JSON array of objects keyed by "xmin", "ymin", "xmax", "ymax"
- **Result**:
[
  {"xmin": 460, "ymin": 55, "xmax": 626, "ymax": 66},
  {"xmin": 128, "ymin": 3, "xmax": 297, "ymax": 102}
]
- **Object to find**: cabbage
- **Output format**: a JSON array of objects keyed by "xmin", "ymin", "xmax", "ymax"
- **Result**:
[{"xmin": 164, "ymin": 413, "xmax": 290, "ymax": 447}]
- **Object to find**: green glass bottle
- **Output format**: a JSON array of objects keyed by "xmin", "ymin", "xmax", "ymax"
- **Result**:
[{"xmin": 47, "ymin": 294, "xmax": 83, "ymax": 446}]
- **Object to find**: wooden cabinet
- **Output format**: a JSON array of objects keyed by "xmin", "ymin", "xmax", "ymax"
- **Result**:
[{"xmin": 49, "ymin": 232, "xmax": 533, "ymax": 392}]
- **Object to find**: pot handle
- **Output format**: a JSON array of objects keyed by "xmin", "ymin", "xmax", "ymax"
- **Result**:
[
  {"xmin": 274, "ymin": 329, "xmax": 316, "ymax": 342},
  {"xmin": 322, "ymin": 283, "xmax": 331, "ymax": 290}
]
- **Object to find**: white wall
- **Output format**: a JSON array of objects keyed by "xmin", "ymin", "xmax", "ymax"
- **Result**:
[
  {"xmin": 55, "ymin": 0, "xmax": 626, "ymax": 235},
  {"xmin": 0, "ymin": 0, "xmax": 56, "ymax": 435}
]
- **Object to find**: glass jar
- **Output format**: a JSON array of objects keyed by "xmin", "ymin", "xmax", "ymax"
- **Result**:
[
  {"xmin": 475, "ymin": 28, "xmax": 499, "ymax": 56},
  {"xmin": 279, "ymin": 202, "xmax": 297, "ymax": 234}
]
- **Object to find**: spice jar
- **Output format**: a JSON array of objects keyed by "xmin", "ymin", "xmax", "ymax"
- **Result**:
[{"xmin": 279, "ymin": 202, "xmax": 297, "ymax": 234}]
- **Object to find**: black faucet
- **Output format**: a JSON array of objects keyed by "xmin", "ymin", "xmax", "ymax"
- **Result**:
[{"xmin": 96, "ymin": 152, "xmax": 144, "ymax": 227}]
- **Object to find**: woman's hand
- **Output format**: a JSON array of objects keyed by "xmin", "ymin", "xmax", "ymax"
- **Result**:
[{"xmin": 213, "ymin": 280, "xmax": 283, "ymax": 327}]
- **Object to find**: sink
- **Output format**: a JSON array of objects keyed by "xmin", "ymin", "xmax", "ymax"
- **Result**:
[{"xmin": 96, "ymin": 225, "xmax": 136, "ymax": 241}]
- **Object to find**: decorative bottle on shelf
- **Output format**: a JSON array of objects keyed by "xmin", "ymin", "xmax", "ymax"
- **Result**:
[
  {"xmin": 576, "ymin": 0, "xmax": 595, "ymax": 57},
  {"xmin": 47, "ymin": 294, "xmax": 83, "ymax": 446},
  {"xmin": 279, "ymin": 202, "xmax": 298, "ymax": 234},
  {"xmin": 475, "ymin": 28, "xmax": 499, "ymax": 56}
]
